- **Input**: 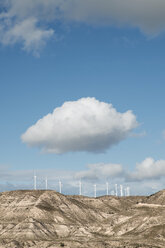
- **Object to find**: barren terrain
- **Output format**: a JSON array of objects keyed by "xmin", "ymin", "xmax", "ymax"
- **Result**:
[{"xmin": 0, "ymin": 189, "xmax": 165, "ymax": 247}]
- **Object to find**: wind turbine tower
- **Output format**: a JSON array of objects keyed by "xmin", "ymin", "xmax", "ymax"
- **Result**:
[
  {"xmin": 111, "ymin": 190, "xmax": 115, "ymax": 195},
  {"xmin": 59, "ymin": 180, "xmax": 62, "ymax": 194},
  {"xmin": 115, "ymin": 184, "xmax": 118, "ymax": 196},
  {"xmin": 94, "ymin": 184, "xmax": 97, "ymax": 198},
  {"xmin": 127, "ymin": 186, "xmax": 130, "ymax": 196},
  {"xmin": 34, "ymin": 172, "xmax": 37, "ymax": 190},
  {"xmin": 79, "ymin": 180, "xmax": 82, "ymax": 195},
  {"xmin": 106, "ymin": 182, "xmax": 109, "ymax": 196},
  {"xmin": 120, "ymin": 185, "xmax": 123, "ymax": 197}
]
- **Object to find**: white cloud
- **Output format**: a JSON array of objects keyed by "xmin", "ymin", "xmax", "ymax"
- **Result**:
[
  {"xmin": 61, "ymin": 0, "xmax": 165, "ymax": 35},
  {"xmin": 1, "ymin": 0, "xmax": 165, "ymax": 53},
  {"xmin": 75, "ymin": 163, "xmax": 124, "ymax": 181},
  {"xmin": 75, "ymin": 158, "xmax": 165, "ymax": 184},
  {"xmin": 21, "ymin": 97, "xmax": 137, "ymax": 154},
  {"xmin": 0, "ymin": 17, "xmax": 54, "ymax": 55},
  {"xmin": 127, "ymin": 157, "xmax": 165, "ymax": 181}
]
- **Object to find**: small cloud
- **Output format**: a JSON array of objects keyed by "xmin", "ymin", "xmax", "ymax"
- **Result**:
[
  {"xmin": 75, "ymin": 163, "xmax": 124, "ymax": 181},
  {"xmin": 0, "ymin": 17, "xmax": 54, "ymax": 56},
  {"xmin": 129, "ymin": 131, "xmax": 146, "ymax": 138},
  {"xmin": 21, "ymin": 97, "xmax": 138, "ymax": 154},
  {"xmin": 127, "ymin": 157, "xmax": 165, "ymax": 181}
]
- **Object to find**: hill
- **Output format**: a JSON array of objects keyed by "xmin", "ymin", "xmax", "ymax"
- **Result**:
[{"xmin": 0, "ymin": 190, "xmax": 165, "ymax": 248}]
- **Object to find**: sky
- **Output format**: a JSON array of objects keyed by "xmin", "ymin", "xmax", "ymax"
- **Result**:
[{"xmin": 0, "ymin": 0, "xmax": 165, "ymax": 196}]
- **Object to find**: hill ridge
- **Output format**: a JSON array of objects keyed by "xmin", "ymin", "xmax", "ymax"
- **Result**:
[{"xmin": 0, "ymin": 189, "xmax": 165, "ymax": 248}]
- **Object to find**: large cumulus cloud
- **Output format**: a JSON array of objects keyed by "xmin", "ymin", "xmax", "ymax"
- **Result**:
[
  {"xmin": 21, "ymin": 97, "xmax": 138, "ymax": 154},
  {"xmin": 1, "ymin": 0, "xmax": 165, "ymax": 53}
]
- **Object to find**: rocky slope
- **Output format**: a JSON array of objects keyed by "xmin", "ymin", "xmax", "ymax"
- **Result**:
[{"xmin": 0, "ymin": 190, "xmax": 165, "ymax": 247}]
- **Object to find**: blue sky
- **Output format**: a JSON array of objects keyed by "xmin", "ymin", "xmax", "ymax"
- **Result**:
[{"xmin": 0, "ymin": 0, "xmax": 165, "ymax": 196}]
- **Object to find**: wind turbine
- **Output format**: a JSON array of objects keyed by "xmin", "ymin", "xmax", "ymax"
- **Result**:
[
  {"xmin": 120, "ymin": 185, "xmax": 123, "ymax": 197},
  {"xmin": 111, "ymin": 190, "xmax": 115, "ymax": 195},
  {"xmin": 79, "ymin": 180, "xmax": 82, "ymax": 196},
  {"xmin": 106, "ymin": 182, "xmax": 109, "ymax": 196},
  {"xmin": 59, "ymin": 179, "xmax": 62, "ymax": 194},
  {"xmin": 115, "ymin": 184, "xmax": 118, "ymax": 196},
  {"xmin": 127, "ymin": 186, "xmax": 130, "ymax": 196},
  {"xmin": 34, "ymin": 171, "xmax": 37, "ymax": 190},
  {"xmin": 124, "ymin": 187, "xmax": 127, "ymax": 196}
]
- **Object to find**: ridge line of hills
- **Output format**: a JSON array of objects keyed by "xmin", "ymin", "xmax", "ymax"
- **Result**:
[{"xmin": 0, "ymin": 189, "xmax": 165, "ymax": 248}]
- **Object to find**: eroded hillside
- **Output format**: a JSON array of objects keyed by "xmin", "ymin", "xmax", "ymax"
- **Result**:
[{"xmin": 0, "ymin": 190, "xmax": 165, "ymax": 248}]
